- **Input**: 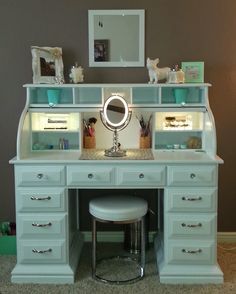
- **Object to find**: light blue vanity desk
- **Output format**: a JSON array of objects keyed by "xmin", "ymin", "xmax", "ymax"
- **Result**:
[{"xmin": 9, "ymin": 83, "xmax": 224, "ymax": 284}]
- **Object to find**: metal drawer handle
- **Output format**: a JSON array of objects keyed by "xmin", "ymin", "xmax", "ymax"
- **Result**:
[
  {"xmin": 139, "ymin": 173, "xmax": 144, "ymax": 179},
  {"xmin": 182, "ymin": 248, "xmax": 202, "ymax": 254},
  {"xmin": 88, "ymin": 173, "xmax": 94, "ymax": 179},
  {"xmin": 30, "ymin": 196, "xmax": 51, "ymax": 201},
  {"xmin": 182, "ymin": 196, "xmax": 202, "ymax": 201},
  {"xmin": 32, "ymin": 248, "xmax": 52, "ymax": 254},
  {"xmin": 190, "ymin": 173, "xmax": 196, "ymax": 179},
  {"xmin": 181, "ymin": 223, "xmax": 202, "ymax": 228},
  {"xmin": 32, "ymin": 222, "xmax": 52, "ymax": 227},
  {"xmin": 37, "ymin": 173, "xmax": 44, "ymax": 179}
]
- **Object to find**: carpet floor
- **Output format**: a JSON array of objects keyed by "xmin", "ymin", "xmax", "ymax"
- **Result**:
[{"xmin": 0, "ymin": 242, "xmax": 235, "ymax": 294}]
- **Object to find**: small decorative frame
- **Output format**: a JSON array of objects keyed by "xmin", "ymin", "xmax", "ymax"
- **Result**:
[
  {"xmin": 94, "ymin": 40, "xmax": 109, "ymax": 62},
  {"xmin": 181, "ymin": 61, "xmax": 204, "ymax": 83},
  {"xmin": 31, "ymin": 46, "xmax": 64, "ymax": 84}
]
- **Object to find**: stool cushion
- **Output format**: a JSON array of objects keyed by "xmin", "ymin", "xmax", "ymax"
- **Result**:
[{"xmin": 89, "ymin": 195, "xmax": 148, "ymax": 221}]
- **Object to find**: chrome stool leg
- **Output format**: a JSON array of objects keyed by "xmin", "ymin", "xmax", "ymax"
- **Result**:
[
  {"xmin": 92, "ymin": 217, "xmax": 97, "ymax": 279},
  {"xmin": 140, "ymin": 216, "xmax": 145, "ymax": 277}
]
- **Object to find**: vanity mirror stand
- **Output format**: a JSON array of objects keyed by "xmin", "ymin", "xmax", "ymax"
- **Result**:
[{"xmin": 100, "ymin": 94, "xmax": 132, "ymax": 157}]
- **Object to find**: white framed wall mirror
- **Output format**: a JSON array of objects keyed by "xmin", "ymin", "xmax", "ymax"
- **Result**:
[{"xmin": 88, "ymin": 9, "xmax": 145, "ymax": 67}]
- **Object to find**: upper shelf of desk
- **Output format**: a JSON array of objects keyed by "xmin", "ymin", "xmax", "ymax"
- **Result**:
[{"xmin": 24, "ymin": 83, "xmax": 211, "ymax": 108}]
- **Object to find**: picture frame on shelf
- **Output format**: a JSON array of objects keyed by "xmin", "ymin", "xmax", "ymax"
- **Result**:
[
  {"xmin": 181, "ymin": 61, "xmax": 204, "ymax": 83},
  {"xmin": 94, "ymin": 39, "xmax": 109, "ymax": 62},
  {"xmin": 31, "ymin": 46, "xmax": 64, "ymax": 84}
]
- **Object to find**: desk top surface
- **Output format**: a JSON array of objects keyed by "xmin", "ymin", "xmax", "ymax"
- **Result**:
[{"xmin": 9, "ymin": 150, "xmax": 223, "ymax": 164}]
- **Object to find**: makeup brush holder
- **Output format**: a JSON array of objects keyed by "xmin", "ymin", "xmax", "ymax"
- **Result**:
[
  {"xmin": 139, "ymin": 135, "xmax": 151, "ymax": 149},
  {"xmin": 84, "ymin": 136, "xmax": 96, "ymax": 149}
]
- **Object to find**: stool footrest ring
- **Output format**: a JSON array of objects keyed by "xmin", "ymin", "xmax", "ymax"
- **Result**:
[{"xmin": 93, "ymin": 255, "xmax": 144, "ymax": 285}]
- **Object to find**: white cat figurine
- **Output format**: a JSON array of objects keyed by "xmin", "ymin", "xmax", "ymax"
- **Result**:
[{"xmin": 147, "ymin": 57, "xmax": 170, "ymax": 83}]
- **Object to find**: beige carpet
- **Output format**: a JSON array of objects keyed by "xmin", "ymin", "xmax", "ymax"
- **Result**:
[{"xmin": 0, "ymin": 242, "xmax": 235, "ymax": 294}]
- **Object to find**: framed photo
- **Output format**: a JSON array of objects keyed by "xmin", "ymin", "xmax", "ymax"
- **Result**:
[
  {"xmin": 94, "ymin": 40, "xmax": 109, "ymax": 62},
  {"xmin": 181, "ymin": 61, "xmax": 204, "ymax": 83},
  {"xmin": 31, "ymin": 46, "xmax": 64, "ymax": 84}
]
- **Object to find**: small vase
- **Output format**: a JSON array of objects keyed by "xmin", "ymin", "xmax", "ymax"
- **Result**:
[
  {"xmin": 173, "ymin": 88, "xmax": 188, "ymax": 104},
  {"xmin": 47, "ymin": 89, "xmax": 60, "ymax": 106}
]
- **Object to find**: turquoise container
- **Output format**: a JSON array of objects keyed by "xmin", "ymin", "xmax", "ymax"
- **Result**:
[
  {"xmin": 47, "ymin": 89, "xmax": 61, "ymax": 106},
  {"xmin": 173, "ymin": 88, "xmax": 188, "ymax": 104}
]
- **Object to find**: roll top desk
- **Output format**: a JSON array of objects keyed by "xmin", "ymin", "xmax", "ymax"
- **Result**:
[{"xmin": 9, "ymin": 83, "xmax": 224, "ymax": 284}]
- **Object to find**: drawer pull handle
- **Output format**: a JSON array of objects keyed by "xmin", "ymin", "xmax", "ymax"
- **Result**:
[
  {"xmin": 182, "ymin": 248, "xmax": 202, "ymax": 254},
  {"xmin": 30, "ymin": 196, "xmax": 51, "ymax": 201},
  {"xmin": 139, "ymin": 173, "xmax": 144, "ymax": 179},
  {"xmin": 37, "ymin": 173, "xmax": 44, "ymax": 179},
  {"xmin": 32, "ymin": 222, "xmax": 52, "ymax": 227},
  {"xmin": 190, "ymin": 173, "xmax": 196, "ymax": 179},
  {"xmin": 181, "ymin": 223, "xmax": 202, "ymax": 228},
  {"xmin": 32, "ymin": 248, "xmax": 52, "ymax": 254},
  {"xmin": 88, "ymin": 173, "xmax": 94, "ymax": 179},
  {"xmin": 182, "ymin": 196, "xmax": 202, "ymax": 201}
]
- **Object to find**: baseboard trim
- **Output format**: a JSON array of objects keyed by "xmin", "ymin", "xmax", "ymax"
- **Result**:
[
  {"xmin": 217, "ymin": 232, "xmax": 236, "ymax": 243},
  {"xmin": 82, "ymin": 231, "xmax": 236, "ymax": 243}
]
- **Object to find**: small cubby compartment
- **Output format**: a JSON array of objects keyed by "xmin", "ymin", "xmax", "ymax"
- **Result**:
[
  {"xmin": 30, "ymin": 112, "xmax": 80, "ymax": 151},
  {"xmin": 74, "ymin": 87, "xmax": 102, "ymax": 105},
  {"xmin": 132, "ymin": 87, "xmax": 160, "ymax": 104},
  {"xmin": 103, "ymin": 87, "xmax": 132, "ymax": 104},
  {"xmin": 32, "ymin": 131, "xmax": 80, "ymax": 151},
  {"xmin": 154, "ymin": 111, "xmax": 204, "ymax": 150},
  {"xmin": 155, "ymin": 112, "xmax": 204, "ymax": 131},
  {"xmin": 154, "ymin": 131, "xmax": 202, "ymax": 150},
  {"xmin": 29, "ymin": 87, "xmax": 73, "ymax": 105},
  {"xmin": 161, "ymin": 86, "xmax": 205, "ymax": 104}
]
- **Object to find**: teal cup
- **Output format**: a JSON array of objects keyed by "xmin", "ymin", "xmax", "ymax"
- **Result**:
[
  {"xmin": 47, "ymin": 89, "xmax": 60, "ymax": 106},
  {"xmin": 173, "ymin": 88, "xmax": 188, "ymax": 104}
]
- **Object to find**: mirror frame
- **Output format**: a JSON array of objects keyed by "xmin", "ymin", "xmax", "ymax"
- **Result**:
[
  {"xmin": 103, "ymin": 95, "xmax": 129, "ymax": 127},
  {"xmin": 88, "ymin": 9, "xmax": 145, "ymax": 67}
]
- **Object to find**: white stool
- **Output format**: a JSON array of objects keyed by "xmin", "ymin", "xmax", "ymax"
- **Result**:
[{"xmin": 89, "ymin": 195, "xmax": 148, "ymax": 284}]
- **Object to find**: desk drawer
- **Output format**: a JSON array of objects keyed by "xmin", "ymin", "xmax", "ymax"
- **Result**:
[
  {"xmin": 67, "ymin": 166, "xmax": 115, "ymax": 186},
  {"xmin": 18, "ymin": 214, "xmax": 66, "ymax": 239},
  {"xmin": 15, "ymin": 165, "xmax": 66, "ymax": 187},
  {"xmin": 18, "ymin": 240, "xmax": 66, "ymax": 264},
  {"xmin": 167, "ymin": 165, "xmax": 217, "ymax": 187},
  {"xmin": 167, "ymin": 240, "xmax": 215, "ymax": 265},
  {"xmin": 16, "ymin": 188, "xmax": 66, "ymax": 212},
  {"xmin": 166, "ymin": 188, "xmax": 217, "ymax": 212},
  {"xmin": 117, "ymin": 166, "xmax": 165, "ymax": 186},
  {"xmin": 167, "ymin": 214, "xmax": 216, "ymax": 239}
]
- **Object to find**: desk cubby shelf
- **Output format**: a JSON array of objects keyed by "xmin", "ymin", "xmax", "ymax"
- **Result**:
[
  {"xmin": 25, "ymin": 83, "xmax": 208, "ymax": 107},
  {"xmin": 18, "ymin": 83, "xmax": 214, "ymax": 157}
]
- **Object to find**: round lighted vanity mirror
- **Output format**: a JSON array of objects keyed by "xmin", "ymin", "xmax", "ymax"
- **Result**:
[
  {"xmin": 100, "ymin": 95, "xmax": 131, "ymax": 157},
  {"xmin": 103, "ymin": 95, "xmax": 129, "ymax": 128}
]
